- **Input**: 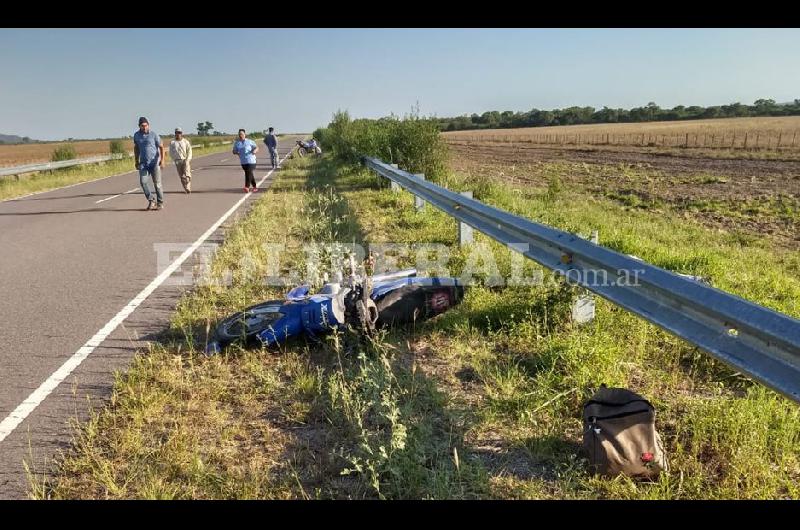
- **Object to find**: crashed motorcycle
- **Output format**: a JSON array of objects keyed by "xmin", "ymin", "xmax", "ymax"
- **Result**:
[
  {"xmin": 206, "ymin": 259, "xmax": 464, "ymax": 354},
  {"xmin": 295, "ymin": 139, "xmax": 321, "ymax": 157}
]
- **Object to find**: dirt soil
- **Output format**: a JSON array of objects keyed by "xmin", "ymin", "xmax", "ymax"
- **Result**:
[{"xmin": 448, "ymin": 142, "xmax": 800, "ymax": 249}]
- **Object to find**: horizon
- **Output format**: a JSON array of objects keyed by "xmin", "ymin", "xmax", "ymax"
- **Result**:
[{"xmin": 1, "ymin": 28, "xmax": 799, "ymax": 141}]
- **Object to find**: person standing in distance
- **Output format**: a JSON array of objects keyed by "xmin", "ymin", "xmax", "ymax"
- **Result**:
[
  {"xmin": 169, "ymin": 127, "xmax": 193, "ymax": 193},
  {"xmin": 133, "ymin": 117, "xmax": 165, "ymax": 210},
  {"xmin": 264, "ymin": 126, "xmax": 279, "ymax": 169},
  {"xmin": 233, "ymin": 128, "xmax": 259, "ymax": 192}
]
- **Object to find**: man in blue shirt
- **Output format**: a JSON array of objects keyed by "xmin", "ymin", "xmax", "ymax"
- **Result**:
[
  {"xmin": 133, "ymin": 117, "xmax": 165, "ymax": 210},
  {"xmin": 263, "ymin": 127, "xmax": 278, "ymax": 169},
  {"xmin": 232, "ymin": 128, "xmax": 259, "ymax": 192}
]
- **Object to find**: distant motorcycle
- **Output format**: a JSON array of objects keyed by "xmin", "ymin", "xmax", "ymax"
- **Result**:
[
  {"xmin": 295, "ymin": 139, "xmax": 322, "ymax": 157},
  {"xmin": 205, "ymin": 256, "xmax": 464, "ymax": 354}
]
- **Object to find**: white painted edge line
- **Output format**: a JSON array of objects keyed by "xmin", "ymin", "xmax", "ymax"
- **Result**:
[{"xmin": 0, "ymin": 150, "xmax": 291, "ymax": 443}]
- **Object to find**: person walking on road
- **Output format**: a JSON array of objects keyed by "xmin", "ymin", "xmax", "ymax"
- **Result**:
[
  {"xmin": 133, "ymin": 117, "xmax": 165, "ymax": 210},
  {"xmin": 233, "ymin": 128, "xmax": 259, "ymax": 193},
  {"xmin": 264, "ymin": 127, "xmax": 279, "ymax": 169},
  {"xmin": 169, "ymin": 127, "xmax": 193, "ymax": 193}
]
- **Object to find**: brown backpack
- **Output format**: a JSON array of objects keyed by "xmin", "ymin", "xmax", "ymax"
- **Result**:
[{"xmin": 582, "ymin": 386, "xmax": 668, "ymax": 479}]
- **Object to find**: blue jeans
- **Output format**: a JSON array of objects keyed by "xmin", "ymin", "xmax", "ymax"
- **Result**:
[{"xmin": 139, "ymin": 162, "xmax": 163, "ymax": 204}]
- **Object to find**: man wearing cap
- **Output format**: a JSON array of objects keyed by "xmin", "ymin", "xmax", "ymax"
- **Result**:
[
  {"xmin": 169, "ymin": 127, "xmax": 193, "ymax": 193},
  {"xmin": 133, "ymin": 117, "xmax": 165, "ymax": 210}
]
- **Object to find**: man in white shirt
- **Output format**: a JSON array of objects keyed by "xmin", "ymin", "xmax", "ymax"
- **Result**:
[{"xmin": 169, "ymin": 127, "xmax": 193, "ymax": 193}]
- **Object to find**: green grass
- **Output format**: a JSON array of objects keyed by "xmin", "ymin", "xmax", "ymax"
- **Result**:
[
  {"xmin": 329, "ymin": 157, "xmax": 800, "ymax": 499},
  {"xmin": 0, "ymin": 143, "xmax": 232, "ymax": 202},
  {"xmin": 36, "ymin": 153, "xmax": 800, "ymax": 499}
]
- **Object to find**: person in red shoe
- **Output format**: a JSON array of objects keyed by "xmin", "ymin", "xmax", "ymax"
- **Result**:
[{"xmin": 232, "ymin": 128, "xmax": 258, "ymax": 192}]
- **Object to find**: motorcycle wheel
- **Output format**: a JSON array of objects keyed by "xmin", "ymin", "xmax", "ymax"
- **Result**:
[
  {"xmin": 211, "ymin": 300, "xmax": 285, "ymax": 346},
  {"xmin": 297, "ymin": 147, "xmax": 307, "ymax": 158}
]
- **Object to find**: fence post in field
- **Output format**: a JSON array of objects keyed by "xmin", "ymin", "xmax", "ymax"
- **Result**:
[
  {"xmin": 744, "ymin": 133, "xmax": 748, "ymax": 149},
  {"xmin": 756, "ymin": 132, "xmax": 760, "ymax": 148},
  {"xmin": 606, "ymin": 133, "xmax": 609, "ymax": 144},
  {"xmin": 778, "ymin": 133, "xmax": 782, "ymax": 148},
  {"xmin": 413, "ymin": 173, "xmax": 426, "ymax": 211},
  {"xmin": 389, "ymin": 164, "xmax": 401, "ymax": 192},
  {"xmin": 571, "ymin": 229, "xmax": 599, "ymax": 324},
  {"xmin": 684, "ymin": 133, "xmax": 689, "ymax": 147},
  {"xmin": 458, "ymin": 191, "xmax": 474, "ymax": 246},
  {"xmin": 712, "ymin": 134, "xmax": 716, "ymax": 147},
  {"xmin": 793, "ymin": 131, "xmax": 797, "ymax": 147}
]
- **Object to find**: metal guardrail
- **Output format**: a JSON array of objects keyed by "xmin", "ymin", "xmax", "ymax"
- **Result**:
[
  {"xmin": 0, "ymin": 154, "xmax": 125, "ymax": 177},
  {"xmin": 364, "ymin": 156, "xmax": 800, "ymax": 404},
  {"xmin": 0, "ymin": 140, "xmax": 234, "ymax": 178}
]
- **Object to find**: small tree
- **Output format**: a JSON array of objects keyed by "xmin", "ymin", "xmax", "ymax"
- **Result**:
[
  {"xmin": 51, "ymin": 144, "xmax": 77, "ymax": 161},
  {"xmin": 196, "ymin": 121, "xmax": 214, "ymax": 136}
]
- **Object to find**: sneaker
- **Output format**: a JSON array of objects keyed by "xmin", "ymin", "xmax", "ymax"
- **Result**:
[
  {"xmin": 156, "ymin": 203, "xmax": 164, "ymax": 210},
  {"xmin": 243, "ymin": 187, "xmax": 250, "ymax": 193},
  {"xmin": 145, "ymin": 200, "xmax": 155, "ymax": 211},
  {"xmin": 251, "ymin": 187, "xmax": 258, "ymax": 193}
]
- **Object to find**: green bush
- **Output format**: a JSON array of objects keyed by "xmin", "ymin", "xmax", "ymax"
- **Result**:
[
  {"xmin": 51, "ymin": 144, "xmax": 77, "ymax": 162},
  {"xmin": 323, "ymin": 108, "xmax": 448, "ymax": 180},
  {"xmin": 312, "ymin": 127, "xmax": 328, "ymax": 144},
  {"xmin": 109, "ymin": 139, "xmax": 126, "ymax": 156}
]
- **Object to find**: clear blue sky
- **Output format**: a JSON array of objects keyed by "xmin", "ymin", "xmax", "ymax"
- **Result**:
[{"xmin": 1, "ymin": 28, "xmax": 798, "ymax": 141}]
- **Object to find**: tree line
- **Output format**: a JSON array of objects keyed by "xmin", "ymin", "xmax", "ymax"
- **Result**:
[{"xmin": 436, "ymin": 99, "xmax": 800, "ymax": 132}]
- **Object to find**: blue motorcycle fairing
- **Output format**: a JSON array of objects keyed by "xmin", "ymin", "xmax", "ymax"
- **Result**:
[{"xmin": 256, "ymin": 294, "xmax": 344, "ymax": 347}]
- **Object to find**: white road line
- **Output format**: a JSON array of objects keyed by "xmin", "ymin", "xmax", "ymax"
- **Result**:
[
  {"xmin": 1, "ymin": 149, "xmax": 229, "ymax": 204},
  {"xmin": 220, "ymin": 158, "xmax": 229, "ymax": 163},
  {"xmin": 3, "ymin": 170, "xmax": 135, "ymax": 204},
  {"xmin": 94, "ymin": 188, "xmax": 141, "ymax": 204},
  {"xmin": 0, "ymin": 151, "xmax": 291, "ymax": 444},
  {"xmin": 95, "ymin": 193, "xmax": 122, "ymax": 204}
]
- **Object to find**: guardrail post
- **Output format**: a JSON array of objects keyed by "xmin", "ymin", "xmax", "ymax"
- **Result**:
[
  {"xmin": 413, "ymin": 173, "xmax": 426, "ymax": 211},
  {"xmin": 458, "ymin": 191, "xmax": 474, "ymax": 246},
  {"xmin": 571, "ymin": 230, "xmax": 598, "ymax": 325},
  {"xmin": 389, "ymin": 164, "xmax": 401, "ymax": 192}
]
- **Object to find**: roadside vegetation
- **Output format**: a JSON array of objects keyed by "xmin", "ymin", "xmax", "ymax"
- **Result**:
[{"xmin": 35, "ymin": 113, "xmax": 800, "ymax": 499}]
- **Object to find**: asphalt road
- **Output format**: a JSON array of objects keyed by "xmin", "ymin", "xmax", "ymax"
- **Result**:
[{"xmin": 0, "ymin": 136, "xmax": 298, "ymax": 499}]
